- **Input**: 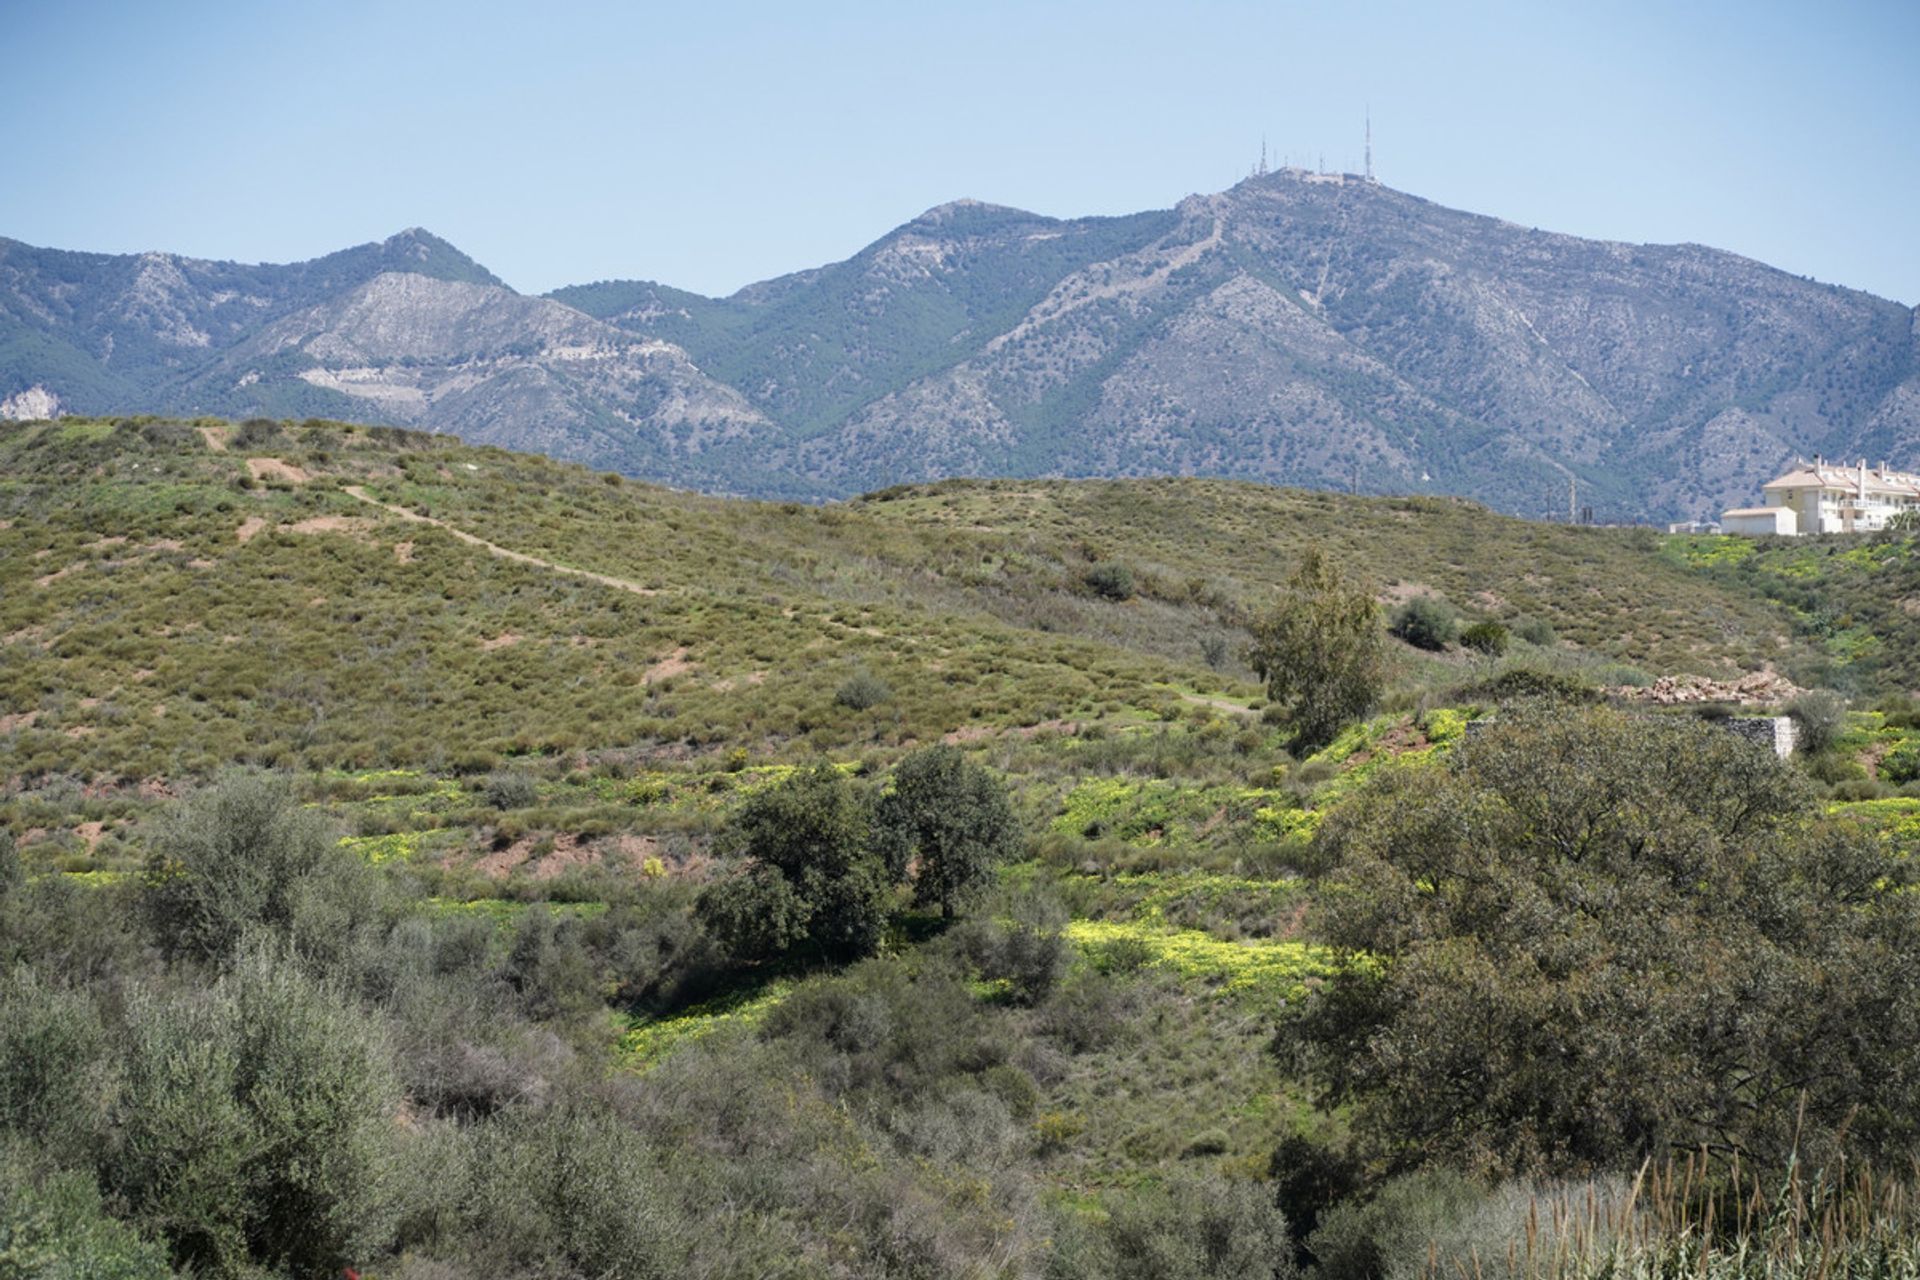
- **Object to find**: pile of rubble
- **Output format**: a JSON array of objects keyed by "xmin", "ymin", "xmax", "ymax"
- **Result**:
[{"xmin": 1614, "ymin": 671, "xmax": 1803, "ymax": 706}]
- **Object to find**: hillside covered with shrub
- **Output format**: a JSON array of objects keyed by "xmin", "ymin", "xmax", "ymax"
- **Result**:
[{"xmin": 6, "ymin": 418, "xmax": 1920, "ymax": 1279}]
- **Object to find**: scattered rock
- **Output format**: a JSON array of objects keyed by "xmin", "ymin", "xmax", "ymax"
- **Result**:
[{"xmin": 1613, "ymin": 671, "xmax": 1803, "ymax": 706}]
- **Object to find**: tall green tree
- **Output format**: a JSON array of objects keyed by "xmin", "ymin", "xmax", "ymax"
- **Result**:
[
  {"xmin": 696, "ymin": 763, "xmax": 893, "ymax": 963},
  {"xmin": 1281, "ymin": 703, "xmax": 1920, "ymax": 1174},
  {"xmin": 874, "ymin": 745, "xmax": 1022, "ymax": 919},
  {"xmin": 1245, "ymin": 548, "xmax": 1383, "ymax": 752}
]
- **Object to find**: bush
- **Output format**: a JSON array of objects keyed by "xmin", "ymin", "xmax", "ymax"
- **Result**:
[
  {"xmin": 0, "ymin": 970, "xmax": 109, "ymax": 1159},
  {"xmin": 0, "ymin": 1156, "xmax": 173, "ymax": 1280},
  {"xmin": 953, "ymin": 897, "xmax": 1068, "ymax": 1005},
  {"xmin": 455, "ymin": 1105, "xmax": 688, "ymax": 1278},
  {"xmin": 1512, "ymin": 615, "xmax": 1557, "ymax": 646},
  {"xmin": 1457, "ymin": 620, "xmax": 1509, "ymax": 656},
  {"xmin": 1064, "ymin": 1173, "xmax": 1296, "ymax": 1280},
  {"xmin": 111, "ymin": 948, "xmax": 402, "ymax": 1277},
  {"xmin": 1449, "ymin": 666, "xmax": 1599, "ymax": 705},
  {"xmin": 1308, "ymin": 1169, "xmax": 1486, "ymax": 1280},
  {"xmin": 483, "ymin": 770, "xmax": 540, "ymax": 810},
  {"xmin": 139, "ymin": 770, "xmax": 359, "ymax": 963},
  {"xmin": 1387, "ymin": 596, "xmax": 1458, "ymax": 650},
  {"xmin": 0, "ymin": 831, "xmax": 19, "ymax": 898},
  {"xmin": 1084, "ymin": 563, "xmax": 1136, "ymax": 601},
  {"xmin": 233, "ymin": 418, "xmax": 284, "ymax": 448},
  {"xmin": 834, "ymin": 670, "xmax": 892, "ymax": 711},
  {"xmin": 1882, "ymin": 742, "xmax": 1920, "ymax": 786},
  {"xmin": 1789, "ymin": 689, "xmax": 1848, "ymax": 756}
]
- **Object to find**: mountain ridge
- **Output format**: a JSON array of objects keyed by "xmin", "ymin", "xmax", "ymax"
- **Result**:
[{"xmin": 6, "ymin": 173, "xmax": 1917, "ymax": 519}]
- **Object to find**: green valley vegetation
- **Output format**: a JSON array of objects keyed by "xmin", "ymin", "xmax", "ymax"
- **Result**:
[{"xmin": 6, "ymin": 418, "xmax": 1920, "ymax": 1278}]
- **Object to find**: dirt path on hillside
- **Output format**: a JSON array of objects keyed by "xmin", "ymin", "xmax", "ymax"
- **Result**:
[{"xmin": 341, "ymin": 485, "xmax": 660, "ymax": 596}]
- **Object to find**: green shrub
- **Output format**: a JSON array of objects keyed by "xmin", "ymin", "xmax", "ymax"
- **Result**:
[
  {"xmin": 834, "ymin": 670, "xmax": 892, "ymax": 710},
  {"xmin": 1805, "ymin": 750, "xmax": 1866, "ymax": 784},
  {"xmin": 0, "ymin": 970, "xmax": 109, "ymax": 1159},
  {"xmin": 1248, "ymin": 549, "xmax": 1384, "ymax": 752},
  {"xmin": 139, "ymin": 770, "xmax": 358, "ymax": 963},
  {"xmin": 953, "ymin": 898, "xmax": 1067, "ymax": 1005},
  {"xmin": 696, "ymin": 763, "xmax": 891, "ymax": 963},
  {"xmin": 1308, "ymin": 1169, "xmax": 1487, "ymax": 1280},
  {"xmin": 1084, "ymin": 563, "xmax": 1136, "ymax": 601},
  {"xmin": 1512, "ymin": 615, "xmax": 1557, "ymax": 646},
  {"xmin": 1788, "ymin": 689, "xmax": 1848, "ymax": 756},
  {"xmin": 0, "ymin": 1157, "xmax": 173, "ymax": 1280},
  {"xmin": 456, "ymin": 1105, "xmax": 688, "ymax": 1278},
  {"xmin": 111, "ymin": 948, "xmax": 401, "ymax": 1277},
  {"xmin": 1291, "ymin": 703, "xmax": 1919, "ymax": 1173},
  {"xmin": 1458, "ymin": 620, "xmax": 1510, "ymax": 656},
  {"xmin": 1388, "ymin": 596, "xmax": 1458, "ymax": 650},
  {"xmin": 1450, "ymin": 667, "xmax": 1598, "ymax": 705},
  {"xmin": 1882, "ymin": 742, "xmax": 1920, "ymax": 786},
  {"xmin": 1064, "ymin": 1173, "xmax": 1296, "ymax": 1280},
  {"xmin": 483, "ymin": 770, "xmax": 540, "ymax": 810},
  {"xmin": 873, "ymin": 744, "xmax": 1022, "ymax": 919},
  {"xmin": 0, "ymin": 831, "xmax": 19, "ymax": 899}
]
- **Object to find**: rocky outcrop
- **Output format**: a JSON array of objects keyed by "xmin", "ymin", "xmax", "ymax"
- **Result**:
[{"xmin": 0, "ymin": 384, "xmax": 60, "ymax": 420}]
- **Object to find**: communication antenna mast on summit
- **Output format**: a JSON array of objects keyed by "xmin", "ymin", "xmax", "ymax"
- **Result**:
[{"xmin": 1365, "ymin": 108, "xmax": 1373, "ymax": 182}]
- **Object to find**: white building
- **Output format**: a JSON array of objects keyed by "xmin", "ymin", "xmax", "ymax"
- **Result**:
[{"xmin": 1720, "ymin": 459, "xmax": 1920, "ymax": 536}]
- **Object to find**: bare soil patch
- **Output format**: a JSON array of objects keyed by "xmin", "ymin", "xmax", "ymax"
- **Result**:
[
  {"xmin": 246, "ymin": 457, "xmax": 309, "ymax": 485},
  {"xmin": 198, "ymin": 426, "xmax": 229, "ymax": 452},
  {"xmin": 531, "ymin": 835, "xmax": 596, "ymax": 881},
  {"xmin": 478, "ymin": 633, "xmax": 521, "ymax": 651},
  {"xmin": 394, "ymin": 541, "xmax": 415, "ymax": 564},
  {"xmin": 642, "ymin": 647, "xmax": 694, "ymax": 684},
  {"xmin": 235, "ymin": 516, "xmax": 268, "ymax": 544},
  {"xmin": 284, "ymin": 515, "xmax": 373, "ymax": 536},
  {"xmin": 35, "ymin": 563, "xmax": 82, "ymax": 587}
]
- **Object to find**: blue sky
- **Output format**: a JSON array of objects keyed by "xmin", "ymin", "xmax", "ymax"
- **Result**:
[{"xmin": 5, "ymin": 0, "xmax": 1917, "ymax": 302}]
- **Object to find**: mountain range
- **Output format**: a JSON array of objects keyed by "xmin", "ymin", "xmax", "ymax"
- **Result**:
[{"xmin": 6, "ymin": 170, "xmax": 1916, "ymax": 520}]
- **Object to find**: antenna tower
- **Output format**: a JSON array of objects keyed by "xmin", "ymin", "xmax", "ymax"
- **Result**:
[
  {"xmin": 1364, "ymin": 107, "xmax": 1373, "ymax": 182},
  {"xmin": 1258, "ymin": 135, "xmax": 1268, "ymax": 177}
]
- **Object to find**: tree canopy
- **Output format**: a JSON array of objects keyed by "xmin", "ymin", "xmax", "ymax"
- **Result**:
[
  {"xmin": 1246, "ymin": 548, "xmax": 1384, "ymax": 752},
  {"xmin": 696, "ymin": 763, "xmax": 893, "ymax": 963},
  {"xmin": 875, "ymin": 745, "xmax": 1022, "ymax": 919},
  {"xmin": 1282, "ymin": 703, "xmax": 1920, "ymax": 1175}
]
